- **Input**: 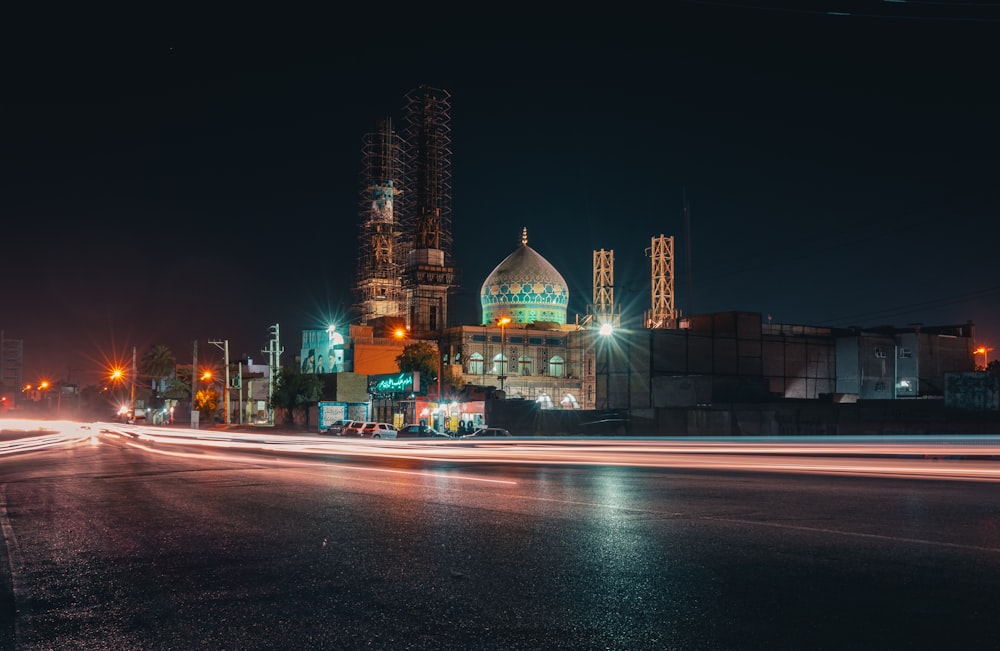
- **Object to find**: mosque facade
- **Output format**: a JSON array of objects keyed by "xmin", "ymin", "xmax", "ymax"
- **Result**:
[{"xmin": 438, "ymin": 228, "xmax": 596, "ymax": 413}]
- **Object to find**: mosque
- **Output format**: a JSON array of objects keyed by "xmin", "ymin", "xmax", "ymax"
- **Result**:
[
  {"xmin": 438, "ymin": 228, "xmax": 593, "ymax": 410},
  {"xmin": 299, "ymin": 86, "xmax": 983, "ymax": 435},
  {"xmin": 306, "ymin": 227, "xmax": 599, "ymax": 433}
]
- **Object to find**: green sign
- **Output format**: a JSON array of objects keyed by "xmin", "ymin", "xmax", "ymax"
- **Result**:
[{"xmin": 368, "ymin": 372, "xmax": 422, "ymax": 395}]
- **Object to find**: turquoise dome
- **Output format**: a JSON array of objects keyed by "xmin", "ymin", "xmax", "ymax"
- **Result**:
[{"xmin": 481, "ymin": 230, "xmax": 568, "ymax": 325}]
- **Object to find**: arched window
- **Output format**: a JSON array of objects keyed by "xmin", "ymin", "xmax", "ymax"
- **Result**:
[
  {"xmin": 492, "ymin": 353, "xmax": 508, "ymax": 377},
  {"xmin": 518, "ymin": 355, "xmax": 532, "ymax": 376},
  {"xmin": 549, "ymin": 355, "xmax": 565, "ymax": 378},
  {"xmin": 469, "ymin": 352, "xmax": 484, "ymax": 376}
]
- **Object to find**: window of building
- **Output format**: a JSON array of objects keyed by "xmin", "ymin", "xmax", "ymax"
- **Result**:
[
  {"xmin": 493, "ymin": 354, "xmax": 508, "ymax": 377},
  {"xmin": 518, "ymin": 355, "xmax": 532, "ymax": 376},
  {"xmin": 469, "ymin": 352, "xmax": 484, "ymax": 376},
  {"xmin": 898, "ymin": 348, "xmax": 913, "ymax": 359},
  {"xmin": 549, "ymin": 355, "xmax": 565, "ymax": 378}
]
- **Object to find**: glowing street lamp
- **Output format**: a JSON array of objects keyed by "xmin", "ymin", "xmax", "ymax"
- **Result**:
[
  {"xmin": 496, "ymin": 315, "xmax": 512, "ymax": 393},
  {"xmin": 975, "ymin": 345, "xmax": 993, "ymax": 369}
]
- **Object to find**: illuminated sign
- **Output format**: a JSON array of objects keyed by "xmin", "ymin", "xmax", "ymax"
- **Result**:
[{"xmin": 368, "ymin": 372, "xmax": 421, "ymax": 395}]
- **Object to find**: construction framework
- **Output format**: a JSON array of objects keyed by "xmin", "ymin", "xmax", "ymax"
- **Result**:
[
  {"xmin": 355, "ymin": 118, "xmax": 406, "ymax": 324},
  {"xmin": 592, "ymin": 249, "xmax": 619, "ymax": 328},
  {"xmin": 646, "ymin": 234, "xmax": 678, "ymax": 329},
  {"xmin": 401, "ymin": 85, "xmax": 457, "ymax": 337}
]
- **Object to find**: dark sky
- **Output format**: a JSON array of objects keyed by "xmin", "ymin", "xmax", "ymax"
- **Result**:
[{"xmin": 4, "ymin": 2, "xmax": 999, "ymax": 385}]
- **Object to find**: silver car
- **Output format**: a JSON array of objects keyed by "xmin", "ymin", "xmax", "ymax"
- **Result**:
[{"xmin": 361, "ymin": 422, "xmax": 397, "ymax": 439}]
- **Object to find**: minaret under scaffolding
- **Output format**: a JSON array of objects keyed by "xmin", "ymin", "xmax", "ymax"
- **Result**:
[
  {"xmin": 645, "ymin": 234, "xmax": 678, "ymax": 329},
  {"xmin": 355, "ymin": 118, "xmax": 406, "ymax": 324},
  {"xmin": 401, "ymin": 85, "xmax": 457, "ymax": 337}
]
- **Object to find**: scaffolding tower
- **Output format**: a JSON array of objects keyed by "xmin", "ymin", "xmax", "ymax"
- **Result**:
[
  {"xmin": 592, "ymin": 249, "xmax": 619, "ymax": 328},
  {"xmin": 401, "ymin": 85, "xmax": 457, "ymax": 337},
  {"xmin": 355, "ymin": 118, "xmax": 406, "ymax": 324},
  {"xmin": 645, "ymin": 234, "xmax": 678, "ymax": 329}
]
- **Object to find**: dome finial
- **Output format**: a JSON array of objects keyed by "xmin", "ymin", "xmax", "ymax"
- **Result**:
[{"xmin": 521, "ymin": 227, "xmax": 528, "ymax": 246}]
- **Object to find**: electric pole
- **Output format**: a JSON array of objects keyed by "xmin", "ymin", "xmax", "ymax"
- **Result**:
[
  {"xmin": 262, "ymin": 324, "xmax": 283, "ymax": 426},
  {"xmin": 209, "ymin": 339, "xmax": 230, "ymax": 425}
]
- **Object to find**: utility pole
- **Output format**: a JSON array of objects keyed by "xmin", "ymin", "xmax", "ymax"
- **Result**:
[
  {"xmin": 262, "ymin": 324, "xmax": 283, "ymax": 426},
  {"xmin": 130, "ymin": 346, "xmax": 137, "ymax": 420},
  {"xmin": 192, "ymin": 340, "xmax": 199, "ymax": 429},
  {"xmin": 236, "ymin": 361, "xmax": 243, "ymax": 424},
  {"xmin": 209, "ymin": 339, "xmax": 230, "ymax": 425}
]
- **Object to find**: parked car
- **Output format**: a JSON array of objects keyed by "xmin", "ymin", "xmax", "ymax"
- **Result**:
[
  {"xmin": 361, "ymin": 422, "xmax": 397, "ymax": 439},
  {"xmin": 324, "ymin": 419, "xmax": 351, "ymax": 435},
  {"xmin": 461, "ymin": 427, "xmax": 512, "ymax": 438},
  {"xmin": 396, "ymin": 424, "xmax": 452, "ymax": 439},
  {"xmin": 341, "ymin": 421, "xmax": 367, "ymax": 437}
]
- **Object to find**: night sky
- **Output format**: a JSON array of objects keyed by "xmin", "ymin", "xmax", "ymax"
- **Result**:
[{"xmin": 4, "ymin": 2, "xmax": 999, "ymax": 386}]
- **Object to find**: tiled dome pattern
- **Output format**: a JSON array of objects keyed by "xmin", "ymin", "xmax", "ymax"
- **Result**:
[{"xmin": 481, "ymin": 235, "xmax": 569, "ymax": 325}]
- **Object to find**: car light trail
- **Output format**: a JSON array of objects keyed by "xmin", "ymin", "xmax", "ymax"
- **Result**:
[
  {"xmin": 0, "ymin": 419, "xmax": 94, "ymax": 454},
  {"xmin": 4, "ymin": 419, "xmax": 1000, "ymax": 482}
]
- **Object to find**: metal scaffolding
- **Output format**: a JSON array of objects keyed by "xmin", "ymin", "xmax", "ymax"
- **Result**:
[
  {"xmin": 646, "ymin": 234, "xmax": 678, "ymax": 329},
  {"xmin": 355, "ymin": 118, "xmax": 406, "ymax": 324},
  {"xmin": 593, "ymin": 249, "xmax": 619, "ymax": 328},
  {"xmin": 400, "ymin": 85, "xmax": 456, "ymax": 336}
]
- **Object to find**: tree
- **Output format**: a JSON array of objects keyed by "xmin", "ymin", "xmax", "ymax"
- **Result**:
[
  {"xmin": 194, "ymin": 388, "xmax": 220, "ymax": 422},
  {"xmin": 270, "ymin": 367, "xmax": 324, "ymax": 427},
  {"xmin": 396, "ymin": 341, "xmax": 439, "ymax": 382},
  {"xmin": 162, "ymin": 376, "xmax": 191, "ymax": 401},
  {"xmin": 140, "ymin": 344, "xmax": 176, "ymax": 393}
]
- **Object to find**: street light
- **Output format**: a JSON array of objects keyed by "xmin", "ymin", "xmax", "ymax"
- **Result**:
[
  {"xmin": 496, "ymin": 315, "xmax": 511, "ymax": 393},
  {"xmin": 975, "ymin": 345, "xmax": 993, "ymax": 369}
]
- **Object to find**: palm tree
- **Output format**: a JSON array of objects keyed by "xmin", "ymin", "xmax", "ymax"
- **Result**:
[{"xmin": 141, "ymin": 344, "xmax": 177, "ymax": 393}]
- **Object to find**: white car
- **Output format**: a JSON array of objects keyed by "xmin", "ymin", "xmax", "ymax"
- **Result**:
[{"xmin": 361, "ymin": 422, "xmax": 397, "ymax": 439}]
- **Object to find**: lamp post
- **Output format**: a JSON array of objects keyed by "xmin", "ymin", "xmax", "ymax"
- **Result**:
[
  {"xmin": 975, "ymin": 345, "xmax": 993, "ymax": 369},
  {"xmin": 497, "ymin": 315, "xmax": 511, "ymax": 393}
]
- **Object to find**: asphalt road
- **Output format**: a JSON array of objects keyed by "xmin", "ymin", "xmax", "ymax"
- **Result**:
[{"xmin": 1, "ymin": 427, "xmax": 999, "ymax": 650}]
